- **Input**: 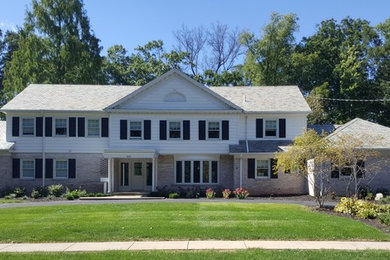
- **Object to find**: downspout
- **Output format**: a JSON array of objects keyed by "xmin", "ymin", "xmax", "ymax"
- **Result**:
[{"xmin": 41, "ymin": 111, "xmax": 46, "ymax": 187}]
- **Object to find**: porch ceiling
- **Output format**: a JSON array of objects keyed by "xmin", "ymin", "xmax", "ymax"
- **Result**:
[{"xmin": 103, "ymin": 149, "xmax": 158, "ymax": 159}]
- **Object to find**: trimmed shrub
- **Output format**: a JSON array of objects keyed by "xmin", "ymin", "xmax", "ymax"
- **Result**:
[
  {"xmin": 205, "ymin": 188, "xmax": 216, "ymax": 199},
  {"xmin": 65, "ymin": 188, "xmax": 87, "ymax": 200},
  {"xmin": 48, "ymin": 184, "xmax": 64, "ymax": 197},
  {"xmin": 222, "ymin": 189, "xmax": 231, "ymax": 199},
  {"xmin": 4, "ymin": 193, "xmax": 17, "ymax": 200},
  {"xmin": 378, "ymin": 212, "xmax": 390, "ymax": 226},
  {"xmin": 233, "ymin": 188, "xmax": 249, "ymax": 199},
  {"xmin": 30, "ymin": 186, "xmax": 49, "ymax": 199},
  {"xmin": 168, "ymin": 192, "xmax": 179, "ymax": 199},
  {"xmin": 334, "ymin": 197, "xmax": 389, "ymax": 219},
  {"xmin": 13, "ymin": 187, "xmax": 26, "ymax": 198}
]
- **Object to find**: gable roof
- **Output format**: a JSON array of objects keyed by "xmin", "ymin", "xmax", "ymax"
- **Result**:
[
  {"xmin": 327, "ymin": 118, "xmax": 390, "ymax": 149},
  {"xmin": 0, "ymin": 121, "xmax": 14, "ymax": 151},
  {"xmin": 210, "ymin": 85, "xmax": 311, "ymax": 113},
  {"xmin": 105, "ymin": 69, "xmax": 242, "ymax": 111},
  {"xmin": 0, "ymin": 69, "xmax": 311, "ymax": 113}
]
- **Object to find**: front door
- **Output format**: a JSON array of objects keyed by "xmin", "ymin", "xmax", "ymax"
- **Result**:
[{"xmin": 131, "ymin": 161, "xmax": 145, "ymax": 191}]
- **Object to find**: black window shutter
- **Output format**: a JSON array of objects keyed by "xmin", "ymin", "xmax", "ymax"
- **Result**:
[
  {"xmin": 124, "ymin": 163, "xmax": 129, "ymax": 186},
  {"xmin": 146, "ymin": 163, "xmax": 153, "ymax": 186},
  {"xmin": 270, "ymin": 158, "xmax": 278, "ymax": 179},
  {"xmin": 46, "ymin": 159, "xmax": 53, "ymax": 178},
  {"xmin": 12, "ymin": 117, "xmax": 19, "ymax": 137},
  {"xmin": 35, "ymin": 159, "xmax": 43, "ymax": 178},
  {"xmin": 248, "ymin": 158, "xmax": 255, "ymax": 179},
  {"xmin": 45, "ymin": 117, "xmax": 52, "ymax": 137},
  {"xmin": 101, "ymin": 118, "xmax": 109, "ymax": 137},
  {"xmin": 12, "ymin": 158, "xmax": 20, "ymax": 178},
  {"xmin": 69, "ymin": 117, "xmax": 76, "ymax": 137},
  {"xmin": 198, "ymin": 120, "xmax": 206, "ymax": 140},
  {"xmin": 69, "ymin": 159, "xmax": 76, "ymax": 179},
  {"xmin": 279, "ymin": 118, "xmax": 286, "ymax": 138},
  {"xmin": 159, "ymin": 120, "xmax": 167, "ymax": 140},
  {"xmin": 144, "ymin": 120, "xmax": 151, "ymax": 140},
  {"xmin": 78, "ymin": 117, "xmax": 85, "ymax": 137},
  {"xmin": 256, "ymin": 119, "xmax": 263, "ymax": 138},
  {"xmin": 222, "ymin": 120, "xmax": 229, "ymax": 140},
  {"xmin": 357, "ymin": 160, "xmax": 365, "ymax": 178},
  {"xmin": 331, "ymin": 163, "xmax": 339, "ymax": 178},
  {"xmin": 176, "ymin": 161, "xmax": 182, "ymax": 183},
  {"xmin": 36, "ymin": 117, "xmax": 43, "ymax": 137},
  {"xmin": 183, "ymin": 120, "xmax": 190, "ymax": 140},
  {"xmin": 120, "ymin": 120, "xmax": 127, "ymax": 140}
]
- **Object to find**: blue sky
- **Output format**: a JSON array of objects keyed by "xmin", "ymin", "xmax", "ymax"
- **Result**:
[{"xmin": 1, "ymin": 0, "xmax": 390, "ymax": 55}]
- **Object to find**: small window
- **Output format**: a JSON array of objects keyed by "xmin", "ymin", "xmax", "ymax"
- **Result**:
[
  {"xmin": 265, "ymin": 120, "xmax": 277, "ymax": 137},
  {"xmin": 21, "ymin": 159, "xmax": 35, "ymax": 179},
  {"xmin": 22, "ymin": 118, "xmax": 34, "ymax": 136},
  {"xmin": 208, "ymin": 121, "xmax": 220, "ymax": 139},
  {"xmin": 55, "ymin": 160, "xmax": 68, "ymax": 179},
  {"xmin": 256, "ymin": 160, "xmax": 269, "ymax": 178},
  {"xmin": 55, "ymin": 119, "xmax": 67, "ymax": 136},
  {"xmin": 134, "ymin": 162, "xmax": 142, "ymax": 176},
  {"xmin": 129, "ymin": 121, "xmax": 142, "ymax": 139},
  {"xmin": 87, "ymin": 119, "xmax": 100, "ymax": 137},
  {"xmin": 340, "ymin": 166, "xmax": 353, "ymax": 177},
  {"xmin": 169, "ymin": 121, "xmax": 181, "ymax": 139}
]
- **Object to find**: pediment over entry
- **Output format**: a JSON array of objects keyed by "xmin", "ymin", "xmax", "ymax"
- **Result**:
[{"xmin": 105, "ymin": 69, "xmax": 241, "ymax": 111}]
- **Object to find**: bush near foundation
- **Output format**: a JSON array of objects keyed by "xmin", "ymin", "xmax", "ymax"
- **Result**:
[
  {"xmin": 334, "ymin": 197, "xmax": 390, "ymax": 219},
  {"xmin": 48, "ymin": 184, "xmax": 64, "ymax": 197},
  {"xmin": 233, "ymin": 188, "xmax": 249, "ymax": 199}
]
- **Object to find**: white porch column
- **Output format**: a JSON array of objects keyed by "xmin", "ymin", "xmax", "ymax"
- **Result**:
[
  {"xmin": 107, "ymin": 158, "xmax": 112, "ymax": 193},
  {"xmin": 239, "ymin": 154, "xmax": 243, "ymax": 188},
  {"xmin": 152, "ymin": 157, "xmax": 156, "ymax": 192},
  {"xmin": 110, "ymin": 158, "xmax": 115, "ymax": 193}
]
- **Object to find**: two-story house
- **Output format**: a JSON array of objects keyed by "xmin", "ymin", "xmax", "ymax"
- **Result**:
[{"xmin": 0, "ymin": 69, "xmax": 311, "ymax": 195}]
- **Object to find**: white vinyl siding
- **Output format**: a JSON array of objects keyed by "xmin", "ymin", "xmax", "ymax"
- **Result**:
[
  {"xmin": 55, "ymin": 118, "xmax": 67, "ymax": 136},
  {"xmin": 87, "ymin": 119, "xmax": 100, "ymax": 137},
  {"xmin": 54, "ymin": 160, "xmax": 68, "ymax": 179},
  {"xmin": 21, "ymin": 159, "xmax": 35, "ymax": 179},
  {"xmin": 22, "ymin": 118, "xmax": 35, "ymax": 136}
]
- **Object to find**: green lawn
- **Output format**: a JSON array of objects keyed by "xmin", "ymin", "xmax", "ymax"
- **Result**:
[
  {"xmin": 0, "ymin": 203, "xmax": 388, "ymax": 242},
  {"xmin": 1, "ymin": 250, "xmax": 390, "ymax": 260},
  {"xmin": 0, "ymin": 199, "xmax": 21, "ymax": 204}
]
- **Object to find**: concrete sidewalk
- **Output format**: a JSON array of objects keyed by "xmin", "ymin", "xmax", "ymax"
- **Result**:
[{"xmin": 1, "ymin": 240, "xmax": 390, "ymax": 252}]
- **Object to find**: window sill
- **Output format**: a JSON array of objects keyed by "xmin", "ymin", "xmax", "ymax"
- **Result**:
[{"xmin": 20, "ymin": 177, "xmax": 35, "ymax": 180}]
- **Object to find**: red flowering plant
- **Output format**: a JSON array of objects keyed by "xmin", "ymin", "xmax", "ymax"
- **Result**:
[
  {"xmin": 222, "ymin": 189, "xmax": 231, "ymax": 199},
  {"xmin": 205, "ymin": 188, "xmax": 216, "ymax": 199},
  {"xmin": 233, "ymin": 188, "xmax": 249, "ymax": 199}
]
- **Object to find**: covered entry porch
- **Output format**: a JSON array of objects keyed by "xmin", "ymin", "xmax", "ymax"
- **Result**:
[{"xmin": 104, "ymin": 149, "xmax": 158, "ymax": 193}]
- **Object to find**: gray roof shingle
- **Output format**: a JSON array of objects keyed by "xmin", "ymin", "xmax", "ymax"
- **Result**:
[
  {"xmin": 229, "ymin": 140, "xmax": 292, "ymax": 153},
  {"xmin": 327, "ymin": 118, "xmax": 390, "ymax": 149},
  {"xmin": 1, "ymin": 84, "xmax": 311, "ymax": 113}
]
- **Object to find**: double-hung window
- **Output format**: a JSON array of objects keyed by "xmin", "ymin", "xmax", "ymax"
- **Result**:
[
  {"xmin": 256, "ymin": 159, "xmax": 269, "ymax": 178},
  {"xmin": 55, "ymin": 160, "xmax": 68, "ymax": 179},
  {"xmin": 176, "ymin": 160, "xmax": 218, "ymax": 184},
  {"xmin": 87, "ymin": 119, "xmax": 100, "ymax": 137},
  {"xmin": 208, "ymin": 121, "xmax": 220, "ymax": 139},
  {"xmin": 265, "ymin": 120, "xmax": 277, "ymax": 137},
  {"xmin": 22, "ymin": 118, "xmax": 34, "ymax": 136},
  {"xmin": 55, "ymin": 118, "xmax": 67, "ymax": 136},
  {"xmin": 129, "ymin": 121, "xmax": 142, "ymax": 139},
  {"xmin": 169, "ymin": 121, "xmax": 181, "ymax": 139},
  {"xmin": 21, "ymin": 159, "xmax": 35, "ymax": 179}
]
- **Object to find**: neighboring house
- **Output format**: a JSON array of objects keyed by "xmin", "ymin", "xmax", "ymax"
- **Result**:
[
  {"xmin": 308, "ymin": 118, "xmax": 390, "ymax": 196},
  {"xmin": 0, "ymin": 69, "xmax": 311, "ymax": 195}
]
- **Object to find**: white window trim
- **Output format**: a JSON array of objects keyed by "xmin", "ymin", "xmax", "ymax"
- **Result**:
[
  {"xmin": 54, "ymin": 159, "xmax": 69, "ymax": 179},
  {"xmin": 255, "ymin": 159, "xmax": 270, "ymax": 179},
  {"xmin": 168, "ymin": 120, "xmax": 182, "ymax": 140},
  {"xmin": 129, "ymin": 120, "xmax": 143, "ymax": 140},
  {"xmin": 264, "ymin": 119, "xmax": 278, "ymax": 138},
  {"xmin": 54, "ymin": 118, "xmax": 68, "ymax": 137},
  {"xmin": 207, "ymin": 120, "xmax": 221, "ymax": 140},
  {"xmin": 21, "ymin": 159, "xmax": 35, "ymax": 179},
  {"xmin": 86, "ymin": 118, "xmax": 101, "ymax": 138},
  {"xmin": 175, "ymin": 159, "xmax": 219, "ymax": 185},
  {"xmin": 21, "ymin": 117, "xmax": 35, "ymax": 137}
]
